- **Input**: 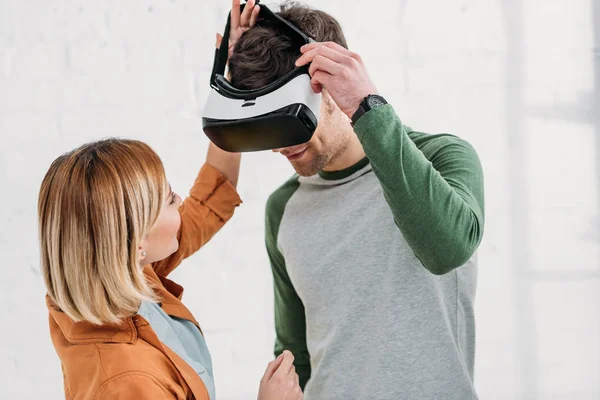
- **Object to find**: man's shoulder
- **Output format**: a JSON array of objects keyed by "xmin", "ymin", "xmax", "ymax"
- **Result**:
[
  {"xmin": 266, "ymin": 174, "xmax": 301, "ymax": 215},
  {"xmin": 265, "ymin": 174, "xmax": 301, "ymax": 243},
  {"xmin": 408, "ymin": 129, "xmax": 478, "ymax": 160}
]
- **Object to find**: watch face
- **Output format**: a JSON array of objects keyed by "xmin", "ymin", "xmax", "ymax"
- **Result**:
[{"xmin": 367, "ymin": 95, "xmax": 386, "ymax": 108}]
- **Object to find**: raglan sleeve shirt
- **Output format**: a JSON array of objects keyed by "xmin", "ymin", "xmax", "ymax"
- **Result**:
[{"xmin": 265, "ymin": 104, "xmax": 485, "ymax": 389}]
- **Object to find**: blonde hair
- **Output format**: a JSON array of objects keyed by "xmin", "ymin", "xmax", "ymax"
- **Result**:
[{"xmin": 38, "ymin": 139, "xmax": 168, "ymax": 325}]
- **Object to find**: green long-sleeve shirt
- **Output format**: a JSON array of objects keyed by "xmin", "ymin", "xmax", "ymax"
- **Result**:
[
  {"xmin": 265, "ymin": 104, "xmax": 484, "ymax": 399},
  {"xmin": 354, "ymin": 105, "xmax": 484, "ymax": 274}
]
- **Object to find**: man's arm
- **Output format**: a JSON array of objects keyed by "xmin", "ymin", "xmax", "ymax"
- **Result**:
[
  {"xmin": 295, "ymin": 41, "xmax": 485, "ymax": 275},
  {"xmin": 265, "ymin": 179, "xmax": 311, "ymax": 389},
  {"xmin": 354, "ymin": 105, "xmax": 484, "ymax": 274}
]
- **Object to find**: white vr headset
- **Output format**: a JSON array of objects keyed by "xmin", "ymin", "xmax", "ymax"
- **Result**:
[{"xmin": 202, "ymin": 1, "xmax": 321, "ymax": 152}]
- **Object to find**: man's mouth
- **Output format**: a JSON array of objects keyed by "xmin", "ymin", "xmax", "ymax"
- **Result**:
[{"xmin": 284, "ymin": 146, "xmax": 309, "ymax": 161}]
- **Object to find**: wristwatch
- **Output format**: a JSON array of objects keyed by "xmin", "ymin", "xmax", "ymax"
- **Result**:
[{"xmin": 351, "ymin": 94, "xmax": 388, "ymax": 126}]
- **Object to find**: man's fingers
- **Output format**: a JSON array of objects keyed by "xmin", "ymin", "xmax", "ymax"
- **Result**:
[
  {"xmin": 231, "ymin": 0, "xmax": 241, "ymax": 29},
  {"xmin": 296, "ymin": 45, "xmax": 348, "ymax": 68},
  {"xmin": 311, "ymin": 81, "xmax": 322, "ymax": 93},
  {"xmin": 273, "ymin": 350, "xmax": 295, "ymax": 378},
  {"xmin": 249, "ymin": 4, "xmax": 260, "ymax": 27},
  {"xmin": 216, "ymin": 33, "xmax": 223, "ymax": 49},
  {"xmin": 308, "ymin": 55, "xmax": 345, "ymax": 77},
  {"xmin": 301, "ymin": 41, "xmax": 354, "ymax": 58},
  {"xmin": 240, "ymin": 0, "xmax": 255, "ymax": 27},
  {"xmin": 296, "ymin": 46, "xmax": 343, "ymax": 67},
  {"xmin": 310, "ymin": 70, "xmax": 331, "ymax": 94}
]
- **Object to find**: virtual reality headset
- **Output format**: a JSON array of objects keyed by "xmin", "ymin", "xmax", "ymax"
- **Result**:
[{"xmin": 201, "ymin": 1, "xmax": 321, "ymax": 152}]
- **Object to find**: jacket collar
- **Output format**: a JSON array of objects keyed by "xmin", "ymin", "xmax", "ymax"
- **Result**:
[{"xmin": 47, "ymin": 265, "xmax": 198, "ymax": 344}]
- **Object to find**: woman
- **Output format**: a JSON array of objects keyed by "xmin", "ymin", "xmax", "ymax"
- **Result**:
[
  {"xmin": 39, "ymin": 138, "xmax": 301, "ymax": 400},
  {"xmin": 39, "ymin": 2, "xmax": 302, "ymax": 399}
]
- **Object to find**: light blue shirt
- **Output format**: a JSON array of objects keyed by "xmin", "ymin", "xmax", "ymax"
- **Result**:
[{"xmin": 137, "ymin": 301, "xmax": 215, "ymax": 400}]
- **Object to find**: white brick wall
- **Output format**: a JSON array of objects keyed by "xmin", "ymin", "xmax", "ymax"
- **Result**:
[{"xmin": 1, "ymin": 0, "xmax": 598, "ymax": 399}]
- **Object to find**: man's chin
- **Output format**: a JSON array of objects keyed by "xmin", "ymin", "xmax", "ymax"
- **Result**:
[{"xmin": 291, "ymin": 161, "xmax": 320, "ymax": 177}]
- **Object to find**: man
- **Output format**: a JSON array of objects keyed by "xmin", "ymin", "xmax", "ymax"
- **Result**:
[{"xmin": 229, "ymin": 2, "xmax": 485, "ymax": 399}]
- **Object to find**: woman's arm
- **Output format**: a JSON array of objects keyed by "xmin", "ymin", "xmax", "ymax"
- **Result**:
[
  {"xmin": 152, "ymin": 145, "xmax": 242, "ymax": 277},
  {"xmin": 152, "ymin": 0, "xmax": 259, "ymax": 277},
  {"xmin": 206, "ymin": 142, "xmax": 241, "ymax": 187}
]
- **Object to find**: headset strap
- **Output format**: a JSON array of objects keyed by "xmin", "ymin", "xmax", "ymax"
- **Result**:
[{"xmin": 210, "ymin": 0, "xmax": 312, "ymax": 89}]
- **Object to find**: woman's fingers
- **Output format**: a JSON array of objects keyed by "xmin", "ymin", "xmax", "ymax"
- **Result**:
[
  {"xmin": 231, "ymin": 0, "xmax": 242, "ymax": 29},
  {"xmin": 272, "ymin": 350, "xmax": 295, "ymax": 379},
  {"xmin": 240, "ymin": 0, "xmax": 256, "ymax": 27},
  {"xmin": 249, "ymin": 3, "xmax": 261, "ymax": 27},
  {"xmin": 262, "ymin": 353, "xmax": 284, "ymax": 382}
]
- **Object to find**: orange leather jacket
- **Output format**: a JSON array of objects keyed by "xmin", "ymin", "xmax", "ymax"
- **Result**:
[{"xmin": 46, "ymin": 163, "xmax": 242, "ymax": 399}]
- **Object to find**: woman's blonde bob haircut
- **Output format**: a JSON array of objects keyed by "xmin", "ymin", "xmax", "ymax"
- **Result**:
[{"xmin": 38, "ymin": 139, "xmax": 168, "ymax": 325}]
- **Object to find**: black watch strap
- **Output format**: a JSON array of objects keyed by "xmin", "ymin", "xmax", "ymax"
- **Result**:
[
  {"xmin": 351, "ymin": 94, "xmax": 387, "ymax": 126},
  {"xmin": 351, "ymin": 104, "xmax": 367, "ymax": 126}
]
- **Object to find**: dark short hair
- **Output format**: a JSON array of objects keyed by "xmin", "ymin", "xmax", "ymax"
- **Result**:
[{"xmin": 229, "ymin": 1, "xmax": 348, "ymax": 90}]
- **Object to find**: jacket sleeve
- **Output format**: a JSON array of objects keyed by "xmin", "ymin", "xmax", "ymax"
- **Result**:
[
  {"xmin": 353, "ymin": 104, "xmax": 485, "ymax": 275},
  {"xmin": 94, "ymin": 373, "xmax": 182, "ymax": 400},
  {"xmin": 153, "ymin": 163, "xmax": 242, "ymax": 277}
]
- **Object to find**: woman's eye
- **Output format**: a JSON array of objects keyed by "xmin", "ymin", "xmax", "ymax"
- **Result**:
[{"xmin": 170, "ymin": 193, "xmax": 177, "ymax": 205}]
